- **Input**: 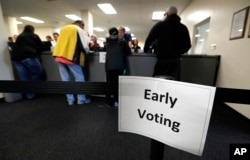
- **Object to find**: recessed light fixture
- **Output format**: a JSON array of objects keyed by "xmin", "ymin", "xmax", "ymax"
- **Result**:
[
  {"xmin": 152, "ymin": 11, "xmax": 165, "ymax": 20},
  {"xmin": 97, "ymin": 3, "xmax": 117, "ymax": 14},
  {"xmin": 65, "ymin": 14, "xmax": 82, "ymax": 21},
  {"xmin": 20, "ymin": 17, "xmax": 44, "ymax": 23}
]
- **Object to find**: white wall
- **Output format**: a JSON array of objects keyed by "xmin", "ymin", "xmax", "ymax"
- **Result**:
[
  {"xmin": 181, "ymin": 0, "xmax": 250, "ymax": 119},
  {"xmin": 0, "ymin": 4, "xmax": 15, "ymax": 98}
]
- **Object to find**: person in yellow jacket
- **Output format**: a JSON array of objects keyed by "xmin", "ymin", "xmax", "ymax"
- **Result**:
[{"xmin": 53, "ymin": 20, "xmax": 90, "ymax": 106}]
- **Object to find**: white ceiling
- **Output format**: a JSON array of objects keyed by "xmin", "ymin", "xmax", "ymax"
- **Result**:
[{"xmin": 1, "ymin": 0, "xmax": 192, "ymax": 43}]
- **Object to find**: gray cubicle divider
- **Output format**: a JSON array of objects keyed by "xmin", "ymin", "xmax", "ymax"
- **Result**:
[
  {"xmin": 41, "ymin": 52, "xmax": 220, "ymax": 86},
  {"xmin": 40, "ymin": 51, "xmax": 61, "ymax": 81},
  {"xmin": 85, "ymin": 53, "xmax": 106, "ymax": 82},
  {"xmin": 85, "ymin": 53, "xmax": 157, "ymax": 80},
  {"xmin": 85, "ymin": 53, "xmax": 157, "ymax": 81},
  {"xmin": 128, "ymin": 53, "xmax": 157, "ymax": 77},
  {"xmin": 180, "ymin": 55, "xmax": 220, "ymax": 86}
]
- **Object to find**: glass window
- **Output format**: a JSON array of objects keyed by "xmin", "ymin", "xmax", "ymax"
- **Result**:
[{"xmin": 192, "ymin": 18, "xmax": 210, "ymax": 54}]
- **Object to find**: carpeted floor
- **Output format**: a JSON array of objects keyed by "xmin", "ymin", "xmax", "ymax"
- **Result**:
[{"xmin": 0, "ymin": 94, "xmax": 249, "ymax": 160}]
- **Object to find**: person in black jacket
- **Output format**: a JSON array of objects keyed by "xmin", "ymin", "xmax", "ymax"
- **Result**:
[
  {"xmin": 144, "ymin": 6, "xmax": 191, "ymax": 80},
  {"xmin": 105, "ymin": 27, "xmax": 131, "ymax": 107},
  {"xmin": 11, "ymin": 25, "xmax": 45, "ymax": 99}
]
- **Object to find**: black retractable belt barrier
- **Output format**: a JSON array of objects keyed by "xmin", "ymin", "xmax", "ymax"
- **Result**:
[
  {"xmin": 0, "ymin": 81, "xmax": 117, "ymax": 95},
  {"xmin": 215, "ymin": 87, "xmax": 250, "ymax": 104},
  {"xmin": 0, "ymin": 80, "xmax": 250, "ymax": 160}
]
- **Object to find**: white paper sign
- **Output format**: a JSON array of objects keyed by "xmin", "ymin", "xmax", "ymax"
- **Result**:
[
  {"xmin": 99, "ymin": 52, "xmax": 106, "ymax": 63},
  {"xmin": 118, "ymin": 76, "xmax": 216, "ymax": 156}
]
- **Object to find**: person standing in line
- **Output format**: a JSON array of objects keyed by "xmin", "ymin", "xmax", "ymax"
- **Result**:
[
  {"xmin": 8, "ymin": 36, "xmax": 14, "ymax": 42},
  {"xmin": 46, "ymin": 35, "xmax": 53, "ymax": 42},
  {"xmin": 13, "ymin": 35, "xmax": 18, "ymax": 42},
  {"xmin": 144, "ymin": 6, "xmax": 191, "ymax": 80},
  {"xmin": 52, "ymin": 32, "xmax": 59, "ymax": 42},
  {"xmin": 11, "ymin": 25, "xmax": 45, "ymax": 99},
  {"xmin": 7, "ymin": 36, "xmax": 15, "ymax": 51},
  {"xmin": 53, "ymin": 20, "xmax": 90, "ymax": 106},
  {"xmin": 118, "ymin": 26, "xmax": 133, "ymax": 48},
  {"xmin": 51, "ymin": 32, "xmax": 59, "ymax": 51},
  {"xmin": 105, "ymin": 27, "xmax": 132, "ymax": 107}
]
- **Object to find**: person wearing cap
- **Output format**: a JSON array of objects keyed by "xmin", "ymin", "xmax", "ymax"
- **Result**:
[
  {"xmin": 144, "ymin": 6, "xmax": 191, "ymax": 80},
  {"xmin": 53, "ymin": 20, "xmax": 90, "ymax": 106},
  {"xmin": 105, "ymin": 27, "xmax": 132, "ymax": 107}
]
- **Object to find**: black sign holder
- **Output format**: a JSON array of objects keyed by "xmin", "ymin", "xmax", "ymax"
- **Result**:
[{"xmin": 150, "ymin": 139, "xmax": 165, "ymax": 160}]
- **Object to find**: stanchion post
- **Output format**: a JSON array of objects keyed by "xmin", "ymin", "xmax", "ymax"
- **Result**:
[
  {"xmin": 149, "ymin": 75, "xmax": 175, "ymax": 160},
  {"xmin": 150, "ymin": 139, "xmax": 165, "ymax": 160}
]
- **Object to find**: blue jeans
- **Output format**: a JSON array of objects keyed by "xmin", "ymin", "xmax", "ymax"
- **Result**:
[
  {"xmin": 12, "ymin": 58, "xmax": 43, "ymax": 99},
  {"xmin": 57, "ymin": 63, "xmax": 87, "ymax": 104}
]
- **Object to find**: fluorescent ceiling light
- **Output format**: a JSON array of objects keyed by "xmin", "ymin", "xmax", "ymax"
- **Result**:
[
  {"xmin": 65, "ymin": 14, "xmax": 82, "ymax": 21},
  {"xmin": 97, "ymin": 3, "xmax": 117, "ymax": 14},
  {"xmin": 94, "ymin": 27, "xmax": 104, "ymax": 32},
  {"xmin": 152, "ymin": 11, "xmax": 165, "ymax": 20},
  {"xmin": 20, "ymin": 17, "xmax": 44, "ymax": 23}
]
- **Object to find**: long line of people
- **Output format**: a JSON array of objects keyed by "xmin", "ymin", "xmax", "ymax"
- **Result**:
[
  {"xmin": 7, "ymin": 22, "xmax": 140, "ymax": 106},
  {"xmin": 6, "ymin": 5, "xmax": 191, "ymax": 107}
]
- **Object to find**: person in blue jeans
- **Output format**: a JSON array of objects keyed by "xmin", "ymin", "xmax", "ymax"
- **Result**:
[
  {"xmin": 53, "ymin": 20, "xmax": 90, "ymax": 106},
  {"xmin": 11, "ymin": 25, "xmax": 45, "ymax": 99}
]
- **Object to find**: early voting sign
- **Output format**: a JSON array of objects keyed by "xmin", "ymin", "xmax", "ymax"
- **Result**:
[{"xmin": 118, "ymin": 76, "xmax": 216, "ymax": 156}]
